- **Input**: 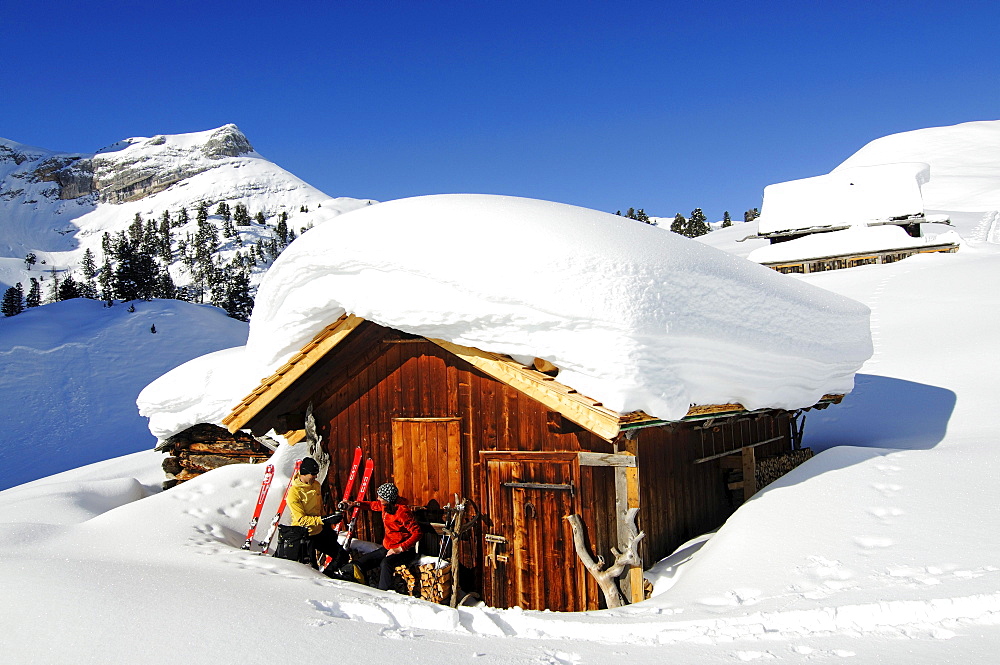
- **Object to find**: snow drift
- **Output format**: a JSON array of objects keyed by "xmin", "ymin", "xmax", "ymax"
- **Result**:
[{"xmin": 835, "ymin": 119, "xmax": 1000, "ymax": 213}]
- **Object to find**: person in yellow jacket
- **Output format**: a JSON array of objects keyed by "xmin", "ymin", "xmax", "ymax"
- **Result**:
[{"xmin": 286, "ymin": 457, "xmax": 345, "ymax": 568}]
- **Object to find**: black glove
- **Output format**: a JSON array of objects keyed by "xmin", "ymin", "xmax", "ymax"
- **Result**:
[{"xmin": 321, "ymin": 511, "xmax": 344, "ymax": 525}]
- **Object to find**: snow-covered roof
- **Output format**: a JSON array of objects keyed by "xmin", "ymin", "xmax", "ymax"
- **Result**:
[
  {"xmin": 240, "ymin": 194, "xmax": 871, "ymax": 421},
  {"xmin": 140, "ymin": 194, "xmax": 872, "ymax": 438},
  {"xmin": 756, "ymin": 163, "xmax": 931, "ymax": 236}
]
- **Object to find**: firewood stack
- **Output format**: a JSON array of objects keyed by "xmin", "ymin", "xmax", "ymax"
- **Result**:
[
  {"xmin": 755, "ymin": 448, "xmax": 814, "ymax": 489},
  {"xmin": 394, "ymin": 560, "xmax": 453, "ymax": 604},
  {"xmin": 158, "ymin": 423, "xmax": 273, "ymax": 489}
]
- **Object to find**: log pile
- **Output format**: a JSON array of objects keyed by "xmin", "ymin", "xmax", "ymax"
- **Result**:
[
  {"xmin": 394, "ymin": 561, "xmax": 453, "ymax": 604},
  {"xmin": 755, "ymin": 448, "xmax": 814, "ymax": 489},
  {"xmin": 158, "ymin": 423, "xmax": 273, "ymax": 489}
]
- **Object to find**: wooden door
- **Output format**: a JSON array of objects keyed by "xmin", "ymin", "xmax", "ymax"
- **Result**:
[
  {"xmin": 391, "ymin": 418, "xmax": 462, "ymax": 507},
  {"xmin": 481, "ymin": 452, "xmax": 584, "ymax": 612}
]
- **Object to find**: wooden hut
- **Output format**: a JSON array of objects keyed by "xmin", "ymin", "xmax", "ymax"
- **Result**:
[
  {"xmin": 742, "ymin": 163, "xmax": 958, "ymax": 273},
  {"xmin": 222, "ymin": 313, "xmax": 840, "ymax": 612}
]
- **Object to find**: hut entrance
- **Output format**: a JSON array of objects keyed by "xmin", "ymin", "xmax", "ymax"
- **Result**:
[
  {"xmin": 481, "ymin": 452, "xmax": 585, "ymax": 612},
  {"xmin": 391, "ymin": 418, "xmax": 462, "ymax": 508}
]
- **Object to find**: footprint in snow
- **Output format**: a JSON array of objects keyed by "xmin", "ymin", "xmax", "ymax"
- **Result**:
[
  {"xmin": 867, "ymin": 506, "xmax": 905, "ymax": 522},
  {"xmin": 872, "ymin": 483, "xmax": 902, "ymax": 496},
  {"xmin": 854, "ymin": 536, "xmax": 894, "ymax": 549},
  {"xmin": 734, "ymin": 650, "xmax": 776, "ymax": 661},
  {"xmin": 538, "ymin": 649, "xmax": 582, "ymax": 665}
]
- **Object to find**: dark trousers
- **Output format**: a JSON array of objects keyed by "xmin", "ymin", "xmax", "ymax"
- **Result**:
[
  {"xmin": 355, "ymin": 546, "xmax": 419, "ymax": 590},
  {"xmin": 307, "ymin": 524, "xmax": 345, "ymax": 568}
]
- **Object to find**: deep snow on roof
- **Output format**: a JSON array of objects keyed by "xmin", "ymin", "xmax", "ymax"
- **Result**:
[
  {"xmin": 240, "ymin": 194, "xmax": 871, "ymax": 422},
  {"xmin": 757, "ymin": 163, "xmax": 930, "ymax": 236}
]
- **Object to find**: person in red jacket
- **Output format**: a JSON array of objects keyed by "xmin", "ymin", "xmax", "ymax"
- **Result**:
[{"xmin": 352, "ymin": 482, "xmax": 421, "ymax": 591}]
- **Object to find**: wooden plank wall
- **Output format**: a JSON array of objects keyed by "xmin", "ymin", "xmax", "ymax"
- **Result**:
[
  {"xmin": 294, "ymin": 322, "xmax": 795, "ymax": 610},
  {"xmin": 308, "ymin": 327, "xmax": 614, "ymax": 609},
  {"xmin": 634, "ymin": 413, "xmax": 792, "ymax": 569}
]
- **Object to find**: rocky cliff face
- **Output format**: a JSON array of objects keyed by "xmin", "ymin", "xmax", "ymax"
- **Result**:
[
  {"xmin": 33, "ymin": 156, "xmax": 95, "ymax": 200},
  {"xmin": 0, "ymin": 125, "xmax": 259, "ymax": 206},
  {"xmin": 92, "ymin": 124, "xmax": 255, "ymax": 204}
]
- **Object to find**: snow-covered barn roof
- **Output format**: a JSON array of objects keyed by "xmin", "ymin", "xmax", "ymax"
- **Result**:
[
  {"xmin": 140, "ymin": 194, "xmax": 872, "ymax": 440},
  {"xmin": 756, "ymin": 163, "xmax": 931, "ymax": 236}
]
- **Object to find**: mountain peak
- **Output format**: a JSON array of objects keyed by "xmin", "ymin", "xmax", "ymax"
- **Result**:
[{"xmin": 201, "ymin": 124, "xmax": 253, "ymax": 159}]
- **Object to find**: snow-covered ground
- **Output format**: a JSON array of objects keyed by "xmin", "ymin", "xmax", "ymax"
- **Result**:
[
  {"xmin": 0, "ymin": 299, "xmax": 248, "ymax": 490},
  {"xmin": 2, "ymin": 120, "xmax": 1000, "ymax": 663}
]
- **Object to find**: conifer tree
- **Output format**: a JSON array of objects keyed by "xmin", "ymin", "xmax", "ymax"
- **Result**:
[
  {"xmin": 157, "ymin": 269, "xmax": 176, "ymax": 300},
  {"xmin": 47, "ymin": 271, "xmax": 60, "ymax": 304},
  {"xmin": 221, "ymin": 269, "xmax": 254, "ymax": 321},
  {"xmin": 744, "ymin": 208, "xmax": 760, "ymax": 223},
  {"xmin": 688, "ymin": 208, "xmax": 710, "ymax": 237},
  {"xmin": 58, "ymin": 274, "xmax": 82, "ymax": 300},
  {"xmin": 2, "ymin": 283, "xmax": 24, "ymax": 316},
  {"xmin": 143, "ymin": 218, "xmax": 160, "ymax": 257},
  {"xmin": 113, "ymin": 239, "xmax": 159, "ymax": 301},
  {"xmin": 176, "ymin": 207, "xmax": 190, "ymax": 228},
  {"xmin": 254, "ymin": 211, "xmax": 265, "ymax": 226},
  {"xmin": 622, "ymin": 207, "xmax": 653, "ymax": 225},
  {"xmin": 26, "ymin": 278, "xmax": 41, "ymax": 308},
  {"xmin": 81, "ymin": 248, "xmax": 97, "ymax": 281},
  {"xmin": 216, "ymin": 202, "xmax": 231, "ymax": 222},
  {"xmin": 222, "ymin": 215, "xmax": 237, "ymax": 240},
  {"xmin": 722, "ymin": 211, "xmax": 732, "ymax": 228},
  {"xmin": 99, "ymin": 256, "xmax": 114, "ymax": 303},
  {"xmin": 233, "ymin": 203, "xmax": 251, "ymax": 226},
  {"xmin": 24, "ymin": 253, "xmax": 37, "ymax": 271},
  {"xmin": 670, "ymin": 213, "xmax": 686, "ymax": 235},
  {"xmin": 194, "ymin": 216, "xmax": 220, "ymax": 279},
  {"xmin": 129, "ymin": 213, "xmax": 144, "ymax": 247},
  {"xmin": 276, "ymin": 212, "xmax": 289, "ymax": 246},
  {"xmin": 159, "ymin": 212, "xmax": 173, "ymax": 261},
  {"xmin": 196, "ymin": 202, "xmax": 209, "ymax": 225}
]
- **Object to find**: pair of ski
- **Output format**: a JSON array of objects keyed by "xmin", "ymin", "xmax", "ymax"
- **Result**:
[
  {"xmin": 240, "ymin": 448, "xmax": 373, "ymax": 559},
  {"xmin": 241, "ymin": 459, "xmax": 303, "ymax": 553},
  {"xmin": 319, "ymin": 446, "xmax": 373, "ymax": 571}
]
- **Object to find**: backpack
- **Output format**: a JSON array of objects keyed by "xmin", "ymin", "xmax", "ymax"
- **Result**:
[{"xmin": 274, "ymin": 525, "xmax": 310, "ymax": 563}]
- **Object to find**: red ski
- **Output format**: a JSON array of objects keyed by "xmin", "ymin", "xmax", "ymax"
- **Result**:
[
  {"xmin": 342, "ymin": 457, "xmax": 375, "ymax": 553},
  {"xmin": 256, "ymin": 459, "xmax": 303, "ymax": 554},
  {"xmin": 318, "ymin": 447, "xmax": 364, "ymax": 570},
  {"xmin": 241, "ymin": 464, "xmax": 275, "ymax": 550},
  {"xmin": 336, "ymin": 447, "xmax": 364, "ymax": 531}
]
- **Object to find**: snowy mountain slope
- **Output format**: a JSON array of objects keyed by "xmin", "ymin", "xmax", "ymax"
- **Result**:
[
  {"xmin": 0, "ymin": 125, "xmax": 374, "ymax": 293},
  {"xmin": 0, "ymin": 298, "xmax": 248, "ymax": 490}
]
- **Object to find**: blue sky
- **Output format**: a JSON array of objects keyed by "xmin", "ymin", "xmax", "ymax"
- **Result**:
[{"xmin": 4, "ymin": 0, "xmax": 998, "ymax": 222}]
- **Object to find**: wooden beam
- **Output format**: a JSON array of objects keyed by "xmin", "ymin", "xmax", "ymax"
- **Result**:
[
  {"xmin": 429, "ymin": 338, "xmax": 622, "ymax": 440},
  {"xmin": 283, "ymin": 429, "xmax": 307, "ymax": 445},
  {"xmin": 223, "ymin": 314, "xmax": 364, "ymax": 433},
  {"xmin": 578, "ymin": 452, "xmax": 637, "ymax": 467},
  {"xmin": 742, "ymin": 446, "xmax": 757, "ymax": 501},
  {"xmin": 612, "ymin": 439, "xmax": 644, "ymax": 605},
  {"xmin": 693, "ymin": 434, "xmax": 784, "ymax": 464}
]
